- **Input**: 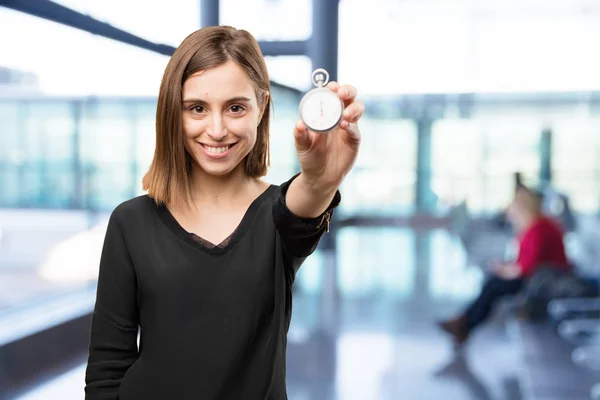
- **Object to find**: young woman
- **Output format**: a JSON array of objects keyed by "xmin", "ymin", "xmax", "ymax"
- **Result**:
[
  {"xmin": 84, "ymin": 26, "xmax": 364, "ymax": 399},
  {"xmin": 438, "ymin": 187, "xmax": 569, "ymax": 346}
]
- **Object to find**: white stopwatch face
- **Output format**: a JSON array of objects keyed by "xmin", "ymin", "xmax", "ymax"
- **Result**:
[{"xmin": 299, "ymin": 68, "xmax": 344, "ymax": 133}]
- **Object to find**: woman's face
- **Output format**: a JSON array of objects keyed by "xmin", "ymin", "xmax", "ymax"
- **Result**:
[
  {"xmin": 506, "ymin": 199, "xmax": 525, "ymax": 229},
  {"xmin": 507, "ymin": 191, "xmax": 536, "ymax": 231},
  {"xmin": 182, "ymin": 60, "xmax": 264, "ymax": 177}
]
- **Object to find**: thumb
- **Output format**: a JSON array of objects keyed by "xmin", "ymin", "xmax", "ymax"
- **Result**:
[{"xmin": 293, "ymin": 120, "xmax": 311, "ymax": 152}]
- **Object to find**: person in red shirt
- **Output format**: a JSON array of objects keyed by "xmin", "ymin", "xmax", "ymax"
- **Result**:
[{"xmin": 438, "ymin": 186, "xmax": 570, "ymax": 346}]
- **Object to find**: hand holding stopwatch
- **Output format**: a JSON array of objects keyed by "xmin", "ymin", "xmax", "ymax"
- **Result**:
[{"xmin": 298, "ymin": 68, "xmax": 344, "ymax": 133}]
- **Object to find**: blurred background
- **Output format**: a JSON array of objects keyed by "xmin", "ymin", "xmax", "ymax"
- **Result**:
[{"xmin": 1, "ymin": 0, "xmax": 600, "ymax": 399}]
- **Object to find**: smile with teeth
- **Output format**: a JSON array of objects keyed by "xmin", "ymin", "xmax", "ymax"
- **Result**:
[{"xmin": 202, "ymin": 144, "xmax": 234, "ymax": 155}]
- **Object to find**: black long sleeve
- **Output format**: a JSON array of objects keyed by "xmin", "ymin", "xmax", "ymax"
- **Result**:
[
  {"xmin": 85, "ymin": 206, "xmax": 139, "ymax": 399},
  {"xmin": 272, "ymin": 174, "xmax": 341, "ymax": 261}
]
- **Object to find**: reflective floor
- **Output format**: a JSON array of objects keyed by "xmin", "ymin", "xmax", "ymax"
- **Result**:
[{"xmin": 15, "ymin": 228, "xmax": 525, "ymax": 400}]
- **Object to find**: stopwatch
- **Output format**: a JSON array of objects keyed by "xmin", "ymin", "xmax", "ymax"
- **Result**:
[{"xmin": 298, "ymin": 68, "xmax": 344, "ymax": 133}]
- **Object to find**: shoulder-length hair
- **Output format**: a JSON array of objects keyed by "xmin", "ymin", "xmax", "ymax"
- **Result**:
[{"xmin": 142, "ymin": 26, "xmax": 272, "ymax": 207}]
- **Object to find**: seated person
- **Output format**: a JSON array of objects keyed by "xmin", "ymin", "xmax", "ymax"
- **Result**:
[{"xmin": 438, "ymin": 186, "xmax": 571, "ymax": 346}]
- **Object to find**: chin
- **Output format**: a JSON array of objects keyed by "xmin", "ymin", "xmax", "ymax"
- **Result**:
[
  {"xmin": 193, "ymin": 156, "xmax": 247, "ymax": 177},
  {"xmin": 194, "ymin": 162, "xmax": 238, "ymax": 177}
]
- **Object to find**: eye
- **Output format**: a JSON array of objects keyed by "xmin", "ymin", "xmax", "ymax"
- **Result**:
[
  {"xmin": 229, "ymin": 105, "xmax": 245, "ymax": 113},
  {"xmin": 190, "ymin": 105, "xmax": 205, "ymax": 114}
]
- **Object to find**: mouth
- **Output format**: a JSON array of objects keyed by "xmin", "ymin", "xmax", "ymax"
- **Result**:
[{"xmin": 199, "ymin": 143, "xmax": 237, "ymax": 158}]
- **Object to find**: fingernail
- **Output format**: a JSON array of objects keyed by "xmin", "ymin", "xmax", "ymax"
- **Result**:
[{"xmin": 339, "ymin": 88, "xmax": 347, "ymax": 97}]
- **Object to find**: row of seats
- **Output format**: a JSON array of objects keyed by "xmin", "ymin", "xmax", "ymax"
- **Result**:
[{"xmin": 546, "ymin": 293, "xmax": 600, "ymax": 399}]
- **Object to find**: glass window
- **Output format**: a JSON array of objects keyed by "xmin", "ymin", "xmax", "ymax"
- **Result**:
[
  {"xmin": 80, "ymin": 101, "xmax": 139, "ymax": 211},
  {"xmin": 0, "ymin": 102, "xmax": 20, "ymax": 207},
  {"xmin": 552, "ymin": 117, "xmax": 600, "ymax": 212},
  {"xmin": 432, "ymin": 117, "xmax": 541, "ymax": 214},
  {"xmin": 22, "ymin": 101, "xmax": 78, "ymax": 208},
  {"xmin": 339, "ymin": 118, "xmax": 417, "ymax": 216},
  {"xmin": 0, "ymin": 101, "xmax": 79, "ymax": 208}
]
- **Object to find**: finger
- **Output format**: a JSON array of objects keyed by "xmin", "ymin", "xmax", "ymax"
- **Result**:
[
  {"xmin": 326, "ymin": 81, "xmax": 340, "ymax": 92},
  {"xmin": 337, "ymin": 84, "xmax": 357, "ymax": 105},
  {"xmin": 339, "ymin": 120, "xmax": 361, "ymax": 144},
  {"xmin": 293, "ymin": 120, "xmax": 311, "ymax": 152},
  {"xmin": 342, "ymin": 100, "xmax": 365, "ymax": 123}
]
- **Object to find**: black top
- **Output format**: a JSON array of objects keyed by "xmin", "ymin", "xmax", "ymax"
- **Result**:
[{"xmin": 84, "ymin": 174, "xmax": 340, "ymax": 400}]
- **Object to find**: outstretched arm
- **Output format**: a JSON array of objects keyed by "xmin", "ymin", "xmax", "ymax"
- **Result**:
[
  {"xmin": 273, "ymin": 82, "xmax": 363, "ymax": 262},
  {"xmin": 286, "ymin": 82, "xmax": 364, "ymax": 218}
]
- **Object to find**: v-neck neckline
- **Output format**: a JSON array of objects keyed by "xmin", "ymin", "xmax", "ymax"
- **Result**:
[
  {"xmin": 155, "ymin": 184, "xmax": 276, "ymax": 256},
  {"xmin": 189, "ymin": 231, "xmax": 235, "ymax": 249}
]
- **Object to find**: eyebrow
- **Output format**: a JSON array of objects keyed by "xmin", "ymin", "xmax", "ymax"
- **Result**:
[{"xmin": 182, "ymin": 96, "xmax": 252, "ymax": 104}]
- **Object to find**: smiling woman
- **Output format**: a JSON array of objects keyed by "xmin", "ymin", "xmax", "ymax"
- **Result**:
[
  {"xmin": 142, "ymin": 27, "xmax": 272, "ymax": 209},
  {"xmin": 84, "ymin": 25, "xmax": 364, "ymax": 400}
]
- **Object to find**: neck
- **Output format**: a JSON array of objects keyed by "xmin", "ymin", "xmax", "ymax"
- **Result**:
[{"xmin": 189, "ymin": 164, "xmax": 253, "ymax": 207}]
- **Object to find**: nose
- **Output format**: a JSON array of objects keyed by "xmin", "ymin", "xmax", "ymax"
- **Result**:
[{"xmin": 206, "ymin": 113, "xmax": 228, "ymax": 141}]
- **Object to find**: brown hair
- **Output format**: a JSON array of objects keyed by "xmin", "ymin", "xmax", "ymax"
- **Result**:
[{"xmin": 142, "ymin": 26, "xmax": 272, "ymax": 207}]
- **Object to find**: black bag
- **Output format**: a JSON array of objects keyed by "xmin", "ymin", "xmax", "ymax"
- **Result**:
[{"xmin": 523, "ymin": 265, "xmax": 596, "ymax": 320}]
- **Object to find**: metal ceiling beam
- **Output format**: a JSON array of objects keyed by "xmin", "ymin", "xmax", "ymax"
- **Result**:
[
  {"xmin": 0, "ymin": 0, "xmax": 177, "ymax": 56},
  {"xmin": 200, "ymin": 0, "xmax": 219, "ymax": 29},
  {"xmin": 258, "ymin": 40, "xmax": 307, "ymax": 57}
]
